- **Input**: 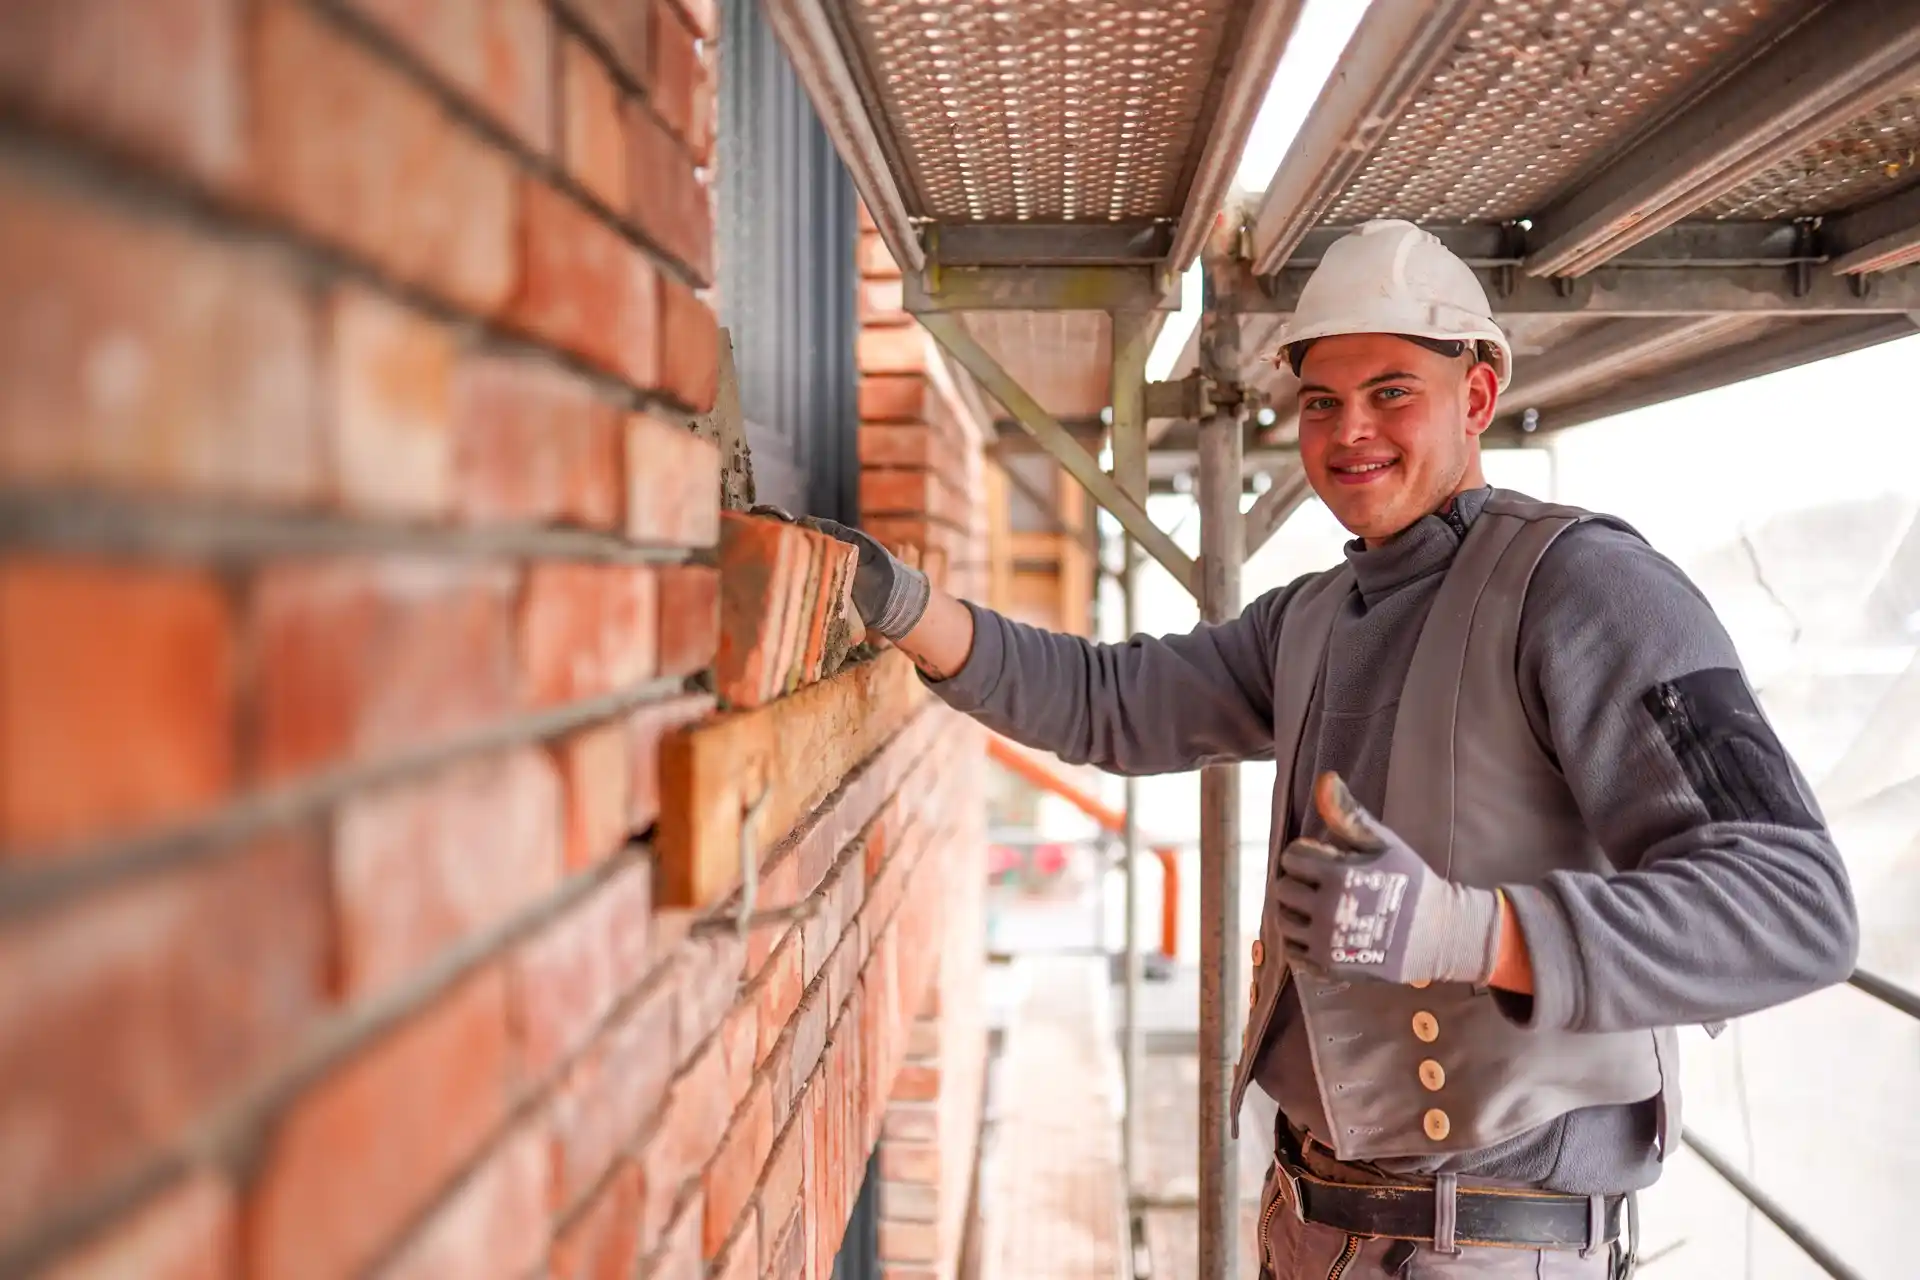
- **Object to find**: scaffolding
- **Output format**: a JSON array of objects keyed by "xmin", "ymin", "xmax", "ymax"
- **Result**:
[{"xmin": 765, "ymin": 1, "xmax": 1920, "ymax": 1276}]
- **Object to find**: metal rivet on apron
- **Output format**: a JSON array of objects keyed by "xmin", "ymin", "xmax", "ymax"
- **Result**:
[
  {"xmin": 1423, "ymin": 1108, "xmax": 1451, "ymax": 1141},
  {"xmin": 1411, "ymin": 1011, "xmax": 1439, "ymax": 1043},
  {"xmin": 1251, "ymin": 939, "xmax": 1264, "ymax": 966},
  {"xmin": 1418, "ymin": 1058, "xmax": 1446, "ymax": 1091}
]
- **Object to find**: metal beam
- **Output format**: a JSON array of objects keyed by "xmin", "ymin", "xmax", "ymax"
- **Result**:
[
  {"xmin": 903, "ymin": 266, "xmax": 1175, "ymax": 315},
  {"xmin": 929, "ymin": 221, "xmax": 1171, "ymax": 267},
  {"xmin": 1243, "ymin": 464, "xmax": 1313, "ymax": 558},
  {"xmin": 1109, "ymin": 307, "xmax": 1151, "ymax": 1205},
  {"xmin": 1248, "ymin": 0, "xmax": 1481, "ymax": 275},
  {"xmin": 1146, "ymin": 448, "xmax": 1297, "ymax": 483},
  {"xmin": 915, "ymin": 313, "xmax": 1197, "ymax": 596},
  {"xmin": 1827, "ymin": 181, "xmax": 1920, "ymax": 275},
  {"xmin": 1194, "ymin": 225, "xmax": 1245, "ymax": 1280},
  {"xmin": 1280, "ymin": 220, "xmax": 1808, "ymax": 270},
  {"xmin": 1247, "ymin": 262, "xmax": 1920, "ymax": 316},
  {"xmin": 1496, "ymin": 315, "xmax": 1920, "ymax": 437},
  {"xmin": 1167, "ymin": 0, "xmax": 1308, "ymax": 273},
  {"xmin": 1524, "ymin": 0, "xmax": 1920, "ymax": 278},
  {"xmin": 762, "ymin": 0, "xmax": 924, "ymax": 272},
  {"xmin": 1504, "ymin": 317, "xmax": 1754, "ymax": 410}
]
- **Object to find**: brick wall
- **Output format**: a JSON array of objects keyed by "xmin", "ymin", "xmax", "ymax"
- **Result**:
[
  {"xmin": 854, "ymin": 214, "xmax": 993, "ymax": 1280},
  {"xmin": 0, "ymin": 4, "xmax": 987, "ymax": 1279}
]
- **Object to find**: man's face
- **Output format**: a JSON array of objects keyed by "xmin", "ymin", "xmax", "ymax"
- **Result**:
[{"xmin": 1293, "ymin": 333, "xmax": 1499, "ymax": 545}]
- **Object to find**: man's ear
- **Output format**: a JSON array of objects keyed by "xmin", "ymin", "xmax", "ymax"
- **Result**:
[{"xmin": 1463, "ymin": 361, "xmax": 1499, "ymax": 438}]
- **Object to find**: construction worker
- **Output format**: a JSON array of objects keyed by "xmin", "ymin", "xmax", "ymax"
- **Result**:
[{"xmin": 779, "ymin": 219, "xmax": 1859, "ymax": 1277}]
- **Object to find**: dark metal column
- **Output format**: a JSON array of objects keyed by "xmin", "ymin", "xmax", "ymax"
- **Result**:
[{"xmin": 1195, "ymin": 230, "xmax": 1247, "ymax": 1280}]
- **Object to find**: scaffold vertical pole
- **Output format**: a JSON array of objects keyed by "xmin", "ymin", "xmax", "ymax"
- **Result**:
[{"xmin": 1196, "ymin": 223, "xmax": 1245, "ymax": 1280}]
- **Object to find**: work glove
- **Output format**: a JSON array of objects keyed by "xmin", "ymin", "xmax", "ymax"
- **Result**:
[
  {"xmin": 748, "ymin": 506, "xmax": 929, "ymax": 641},
  {"xmin": 1274, "ymin": 772, "xmax": 1502, "ymax": 987}
]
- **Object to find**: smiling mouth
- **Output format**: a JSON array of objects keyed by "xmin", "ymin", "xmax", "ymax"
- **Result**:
[{"xmin": 1329, "ymin": 459, "xmax": 1398, "ymax": 485}]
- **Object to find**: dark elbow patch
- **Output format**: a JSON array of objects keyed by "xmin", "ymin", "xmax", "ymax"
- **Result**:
[{"xmin": 1642, "ymin": 668, "xmax": 1820, "ymax": 830}]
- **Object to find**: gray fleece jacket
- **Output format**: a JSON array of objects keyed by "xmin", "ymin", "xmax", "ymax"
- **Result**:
[{"xmin": 925, "ymin": 486, "xmax": 1858, "ymax": 1193}]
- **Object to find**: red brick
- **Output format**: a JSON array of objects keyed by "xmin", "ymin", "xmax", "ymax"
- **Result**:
[
  {"xmin": 858, "ymin": 231, "xmax": 900, "ymax": 280},
  {"xmin": 553, "ymin": 720, "xmax": 633, "ymax": 872},
  {"xmin": 252, "ymin": 558, "xmax": 517, "ymax": 780},
  {"xmin": 644, "ymin": 1193, "xmax": 704, "ymax": 1280},
  {"xmin": 626, "ymin": 693, "xmax": 716, "ymax": 832},
  {"xmin": 40, "ymin": 1172, "xmax": 237, "ymax": 1280},
  {"xmin": 656, "ymin": 565, "xmax": 720, "ymax": 677},
  {"xmin": 507, "ymin": 862, "xmax": 652, "ymax": 1080},
  {"xmin": 752, "ymin": 936, "xmax": 806, "ymax": 1066},
  {"xmin": 784, "ymin": 983, "xmax": 830, "ymax": 1102},
  {"xmin": 249, "ymin": 0, "xmax": 516, "ymax": 313},
  {"xmin": 880, "ymin": 1099, "xmax": 933, "ymax": 1148},
  {"xmin": 718, "ymin": 1002, "xmax": 758, "ymax": 1111},
  {"xmin": 879, "ymin": 1180, "xmax": 937, "ymax": 1223},
  {"xmin": 711, "ymin": 1212, "xmax": 758, "ymax": 1280},
  {"xmin": 603, "ymin": 857, "xmax": 657, "ymax": 995},
  {"xmin": 861, "ymin": 469, "xmax": 940, "ymax": 517},
  {"xmin": 508, "ymin": 178, "xmax": 659, "ymax": 385},
  {"xmin": 858, "ymin": 376, "xmax": 932, "ymax": 425},
  {"xmin": 551, "ymin": 1159, "xmax": 641, "ymax": 1280},
  {"xmin": 657, "ymin": 279, "xmax": 720, "ymax": 413},
  {"xmin": 637, "ymin": 1029, "xmax": 728, "ymax": 1241},
  {"xmin": 0, "ymin": 833, "xmax": 326, "ymax": 1244},
  {"xmin": 0, "ymin": 557, "xmax": 235, "ymax": 854},
  {"xmin": 328, "ymin": 284, "xmax": 455, "ymax": 518},
  {"xmin": 765, "ymin": 1204, "xmax": 804, "ymax": 1280},
  {"xmin": 714, "ymin": 514, "xmax": 805, "ymax": 708},
  {"xmin": 858, "ymin": 329, "xmax": 933, "ymax": 377},
  {"xmin": 346, "ymin": 0, "xmax": 553, "ymax": 151},
  {"xmin": 878, "ymin": 1222, "xmax": 937, "ymax": 1265},
  {"xmin": 563, "ymin": 36, "xmax": 628, "ymax": 209},
  {"xmin": 334, "ymin": 747, "xmax": 561, "ymax": 996},
  {"xmin": 246, "ymin": 969, "xmax": 510, "ymax": 1280},
  {"xmin": 745, "ymin": 859, "xmax": 799, "ymax": 980},
  {"xmin": 520, "ymin": 563, "xmax": 659, "ymax": 704},
  {"xmin": 626, "ymin": 412, "xmax": 720, "ymax": 544},
  {"xmin": 562, "ymin": 0, "xmax": 649, "ymax": 84},
  {"xmin": 380, "ymin": 1120, "xmax": 548, "ymax": 1280},
  {"xmin": 703, "ymin": 1076, "xmax": 772, "ymax": 1257},
  {"xmin": 0, "ymin": 0, "xmax": 241, "ymax": 183},
  {"xmin": 858, "ymin": 426, "xmax": 935, "ymax": 469},
  {"xmin": 759, "ymin": 1120, "xmax": 805, "ymax": 1265},
  {"xmin": 627, "ymin": 102, "xmax": 712, "ymax": 283},
  {"xmin": 0, "ymin": 165, "xmax": 320, "ymax": 504},
  {"xmin": 550, "ymin": 976, "xmax": 677, "ymax": 1209},
  {"xmin": 675, "ymin": 933, "xmax": 745, "ymax": 1064},
  {"xmin": 450, "ymin": 352, "xmax": 624, "ymax": 530},
  {"xmin": 649, "ymin": 2, "xmax": 707, "ymax": 157},
  {"xmin": 880, "ymin": 1139, "xmax": 939, "ymax": 1185},
  {"xmin": 859, "ymin": 277, "xmax": 907, "ymax": 327}
]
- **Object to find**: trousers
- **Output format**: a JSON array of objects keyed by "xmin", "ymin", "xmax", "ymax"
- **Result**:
[{"xmin": 1256, "ymin": 1137, "xmax": 1623, "ymax": 1279}]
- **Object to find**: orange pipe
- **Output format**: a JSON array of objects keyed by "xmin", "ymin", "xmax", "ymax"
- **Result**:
[{"xmin": 986, "ymin": 736, "xmax": 1180, "ymax": 958}]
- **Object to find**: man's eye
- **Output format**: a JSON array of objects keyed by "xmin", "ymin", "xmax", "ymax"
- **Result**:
[
  {"xmin": 1375, "ymin": 386, "xmax": 1410, "ymax": 402},
  {"xmin": 1303, "ymin": 397, "xmax": 1337, "ymax": 413}
]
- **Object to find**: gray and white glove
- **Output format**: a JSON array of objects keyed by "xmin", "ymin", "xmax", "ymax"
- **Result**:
[
  {"xmin": 748, "ymin": 506, "xmax": 929, "ymax": 641},
  {"xmin": 1274, "ymin": 772, "xmax": 1502, "ymax": 987}
]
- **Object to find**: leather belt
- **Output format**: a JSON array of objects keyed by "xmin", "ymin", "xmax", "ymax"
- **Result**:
[{"xmin": 1274, "ymin": 1129, "xmax": 1623, "ymax": 1252}]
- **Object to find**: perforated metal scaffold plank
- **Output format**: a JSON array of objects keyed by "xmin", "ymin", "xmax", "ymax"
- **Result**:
[
  {"xmin": 1321, "ymin": 0, "xmax": 1798, "ymax": 225},
  {"xmin": 837, "ymin": 0, "xmax": 1245, "ymax": 224}
]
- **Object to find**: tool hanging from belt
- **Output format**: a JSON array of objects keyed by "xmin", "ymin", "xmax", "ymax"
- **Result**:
[{"xmin": 1265, "ymin": 1121, "xmax": 1638, "ymax": 1278}]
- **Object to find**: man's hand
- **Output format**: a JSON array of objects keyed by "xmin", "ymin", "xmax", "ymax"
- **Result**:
[
  {"xmin": 1274, "ymin": 772, "xmax": 1503, "ymax": 987},
  {"xmin": 749, "ymin": 506, "xmax": 929, "ymax": 640}
]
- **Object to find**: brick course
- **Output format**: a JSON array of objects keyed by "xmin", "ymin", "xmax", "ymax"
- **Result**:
[{"xmin": 0, "ymin": 14, "xmax": 990, "ymax": 1280}]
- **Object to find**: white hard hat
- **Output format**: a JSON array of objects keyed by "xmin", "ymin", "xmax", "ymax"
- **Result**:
[{"xmin": 1275, "ymin": 219, "xmax": 1512, "ymax": 390}]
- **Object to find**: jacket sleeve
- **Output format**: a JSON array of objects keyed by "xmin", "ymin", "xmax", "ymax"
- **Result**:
[
  {"xmin": 920, "ymin": 580, "xmax": 1303, "ymax": 775},
  {"xmin": 1497, "ymin": 521, "xmax": 1859, "ymax": 1034}
]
